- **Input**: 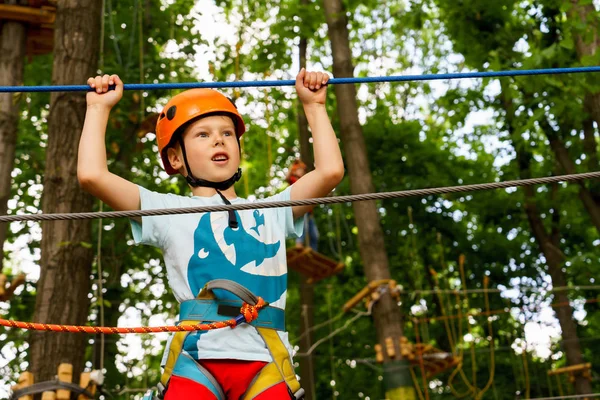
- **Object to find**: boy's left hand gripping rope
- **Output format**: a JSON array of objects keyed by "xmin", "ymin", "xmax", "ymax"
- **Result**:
[{"xmin": 0, "ymin": 297, "xmax": 266, "ymax": 334}]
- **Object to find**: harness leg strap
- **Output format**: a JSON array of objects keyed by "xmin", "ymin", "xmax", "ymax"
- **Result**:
[
  {"xmin": 160, "ymin": 321, "xmax": 196, "ymax": 388},
  {"xmin": 242, "ymin": 328, "xmax": 301, "ymax": 399},
  {"xmin": 242, "ymin": 363, "xmax": 285, "ymax": 399}
]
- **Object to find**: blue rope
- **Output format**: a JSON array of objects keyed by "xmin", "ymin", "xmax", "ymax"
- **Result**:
[{"xmin": 2, "ymin": 66, "xmax": 600, "ymax": 93}]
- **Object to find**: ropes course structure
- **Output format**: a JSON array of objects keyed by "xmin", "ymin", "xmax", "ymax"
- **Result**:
[
  {"xmin": 3, "ymin": 65, "xmax": 600, "ymax": 92},
  {"xmin": 0, "ymin": 171, "xmax": 597, "ymax": 334},
  {"xmin": 1, "ymin": 65, "xmax": 600, "ymax": 400},
  {"xmin": 0, "ymin": 171, "xmax": 598, "ymax": 223},
  {"xmin": 289, "ymin": 271, "xmax": 600, "ymax": 400}
]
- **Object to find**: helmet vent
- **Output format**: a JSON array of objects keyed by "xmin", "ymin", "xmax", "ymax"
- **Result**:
[{"xmin": 166, "ymin": 105, "xmax": 177, "ymax": 120}]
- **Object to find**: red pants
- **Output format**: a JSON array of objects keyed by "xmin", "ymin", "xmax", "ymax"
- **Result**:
[{"xmin": 164, "ymin": 359, "xmax": 291, "ymax": 400}]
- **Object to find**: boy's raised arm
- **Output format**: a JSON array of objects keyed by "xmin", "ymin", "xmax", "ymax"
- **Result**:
[
  {"xmin": 290, "ymin": 69, "xmax": 345, "ymax": 219},
  {"xmin": 78, "ymin": 74, "xmax": 141, "ymax": 211}
]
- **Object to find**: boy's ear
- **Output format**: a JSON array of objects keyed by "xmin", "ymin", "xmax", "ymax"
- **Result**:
[{"xmin": 167, "ymin": 146, "xmax": 184, "ymax": 173}]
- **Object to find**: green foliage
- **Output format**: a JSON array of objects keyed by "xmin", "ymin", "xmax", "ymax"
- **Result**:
[{"xmin": 2, "ymin": 0, "xmax": 600, "ymax": 398}]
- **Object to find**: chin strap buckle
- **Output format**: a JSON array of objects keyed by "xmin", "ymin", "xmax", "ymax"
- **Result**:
[{"xmin": 215, "ymin": 189, "xmax": 238, "ymax": 229}]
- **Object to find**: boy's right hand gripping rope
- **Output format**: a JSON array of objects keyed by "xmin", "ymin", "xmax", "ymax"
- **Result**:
[{"xmin": 0, "ymin": 297, "xmax": 266, "ymax": 334}]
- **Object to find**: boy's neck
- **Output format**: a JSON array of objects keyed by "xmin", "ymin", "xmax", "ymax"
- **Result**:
[{"xmin": 190, "ymin": 185, "xmax": 238, "ymax": 200}]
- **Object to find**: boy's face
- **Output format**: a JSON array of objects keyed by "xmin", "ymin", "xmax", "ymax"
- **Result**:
[{"xmin": 168, "ymin": 115, "xmax": 240, "ymax": 183}]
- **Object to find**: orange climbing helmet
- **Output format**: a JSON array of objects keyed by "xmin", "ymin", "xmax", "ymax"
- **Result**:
[{"xmin": 155, "ymin": 89, "xmax": 246, "ymax": 175}]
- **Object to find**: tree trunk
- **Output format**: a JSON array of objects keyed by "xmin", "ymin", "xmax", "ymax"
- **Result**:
[
  {"xmin": 570, "ymin": 0, "xmax": 600, "ymax": 128},
  {"xmin": 295, "ymin": 3, "xmax": 317, "ymax": 397},
  {"xmin": 0, "ymin": 1, "xmax": 27, "ymax": 275},
  {"xmin": 502, "ymin": 87, "xmax": 592, "ymax": 395},
  {"xmin": 570, "ymin": 0, "xmax": 600, "ymax": 198},
  {"xmin": 29, "ymin": 0, "xmax": 102, "ymax": 384},
  {"xmin": 519, "ymin": 163, "xmax": 592, "ymax": 396},
  {"xmin": 322, "ymin": 1, "xmax": 415, "ymax": 398},
  {"xmin": 541, "ymin": 119, "xmax": 600, "ymax": 234}
]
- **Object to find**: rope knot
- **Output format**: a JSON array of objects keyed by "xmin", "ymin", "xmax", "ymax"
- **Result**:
[{"xmin": 240, "ymin": 297, "xmax": 266, "ymax": 323}]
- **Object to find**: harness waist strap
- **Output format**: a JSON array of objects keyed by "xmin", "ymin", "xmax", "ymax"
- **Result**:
[{"xmin": 179, "ymin": 299, "xmax": 285, "ymax": 331}]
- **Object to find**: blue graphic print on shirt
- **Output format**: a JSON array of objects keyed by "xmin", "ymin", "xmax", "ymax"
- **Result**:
[{"xmin": 187, "ymin": 210, "xmax": 285, "ymax": 304}]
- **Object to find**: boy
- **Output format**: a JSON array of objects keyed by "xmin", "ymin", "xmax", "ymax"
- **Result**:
[{"xmin": 78, "ymin": 69, "xmax": 344, "ymax": 400}]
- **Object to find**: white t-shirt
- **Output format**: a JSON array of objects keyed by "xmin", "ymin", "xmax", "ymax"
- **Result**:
[{"xmin": 130, "ymin": 186, "xmax": 303, "ymax": 362}]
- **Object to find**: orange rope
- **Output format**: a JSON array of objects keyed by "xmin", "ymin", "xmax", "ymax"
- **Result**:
[
  {"xmin": 240, "ymin": 301, "xmax": 263, "ymax": 323},
  {"xmin": 0, "ymin": 298, "xmax": 266, "ymax": 334}
]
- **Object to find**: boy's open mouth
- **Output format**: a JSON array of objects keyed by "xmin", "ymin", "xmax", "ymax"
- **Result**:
[{"xmin": 212, "ymin": 152, "xmax": 229, "ymax": 163}]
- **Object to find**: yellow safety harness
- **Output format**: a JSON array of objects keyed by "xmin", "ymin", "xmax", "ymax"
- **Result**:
[{"xmin": 152, "ymin": 280, "xmax": 303, "ymax": 400}]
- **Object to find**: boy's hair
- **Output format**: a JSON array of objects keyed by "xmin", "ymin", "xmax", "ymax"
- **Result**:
[{"xmin": 167, "ymin": 112, "xmax": 241, "ymax": 154}]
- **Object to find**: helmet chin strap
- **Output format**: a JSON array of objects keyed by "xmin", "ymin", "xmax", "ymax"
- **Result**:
[
  {"xmin": 184, "ymin": 169, "xmax": 242, "ymax": 191},
  {"xmin": 178, "ymin": 136, "xmax": 241, "ymax": 228}
]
